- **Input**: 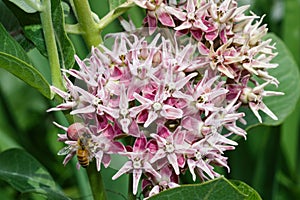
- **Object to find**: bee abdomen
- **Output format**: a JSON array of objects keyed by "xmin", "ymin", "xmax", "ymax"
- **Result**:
[{"xmin": 77, "ymin": 149, "xmax": 89, "ymax": 168}]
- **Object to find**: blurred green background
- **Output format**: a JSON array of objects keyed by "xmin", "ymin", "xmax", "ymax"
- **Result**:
[{"xmin": 0, "ymin": 0, "xmax": 299, "ymax": 199}]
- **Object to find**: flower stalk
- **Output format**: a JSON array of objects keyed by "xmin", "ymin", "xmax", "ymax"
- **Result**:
[
  {"xmin": 66, "ymin": 1, "xmax": 135, "ymax": 42},
  {"xmin": 40, "ymin": 0, "xmax": 64, "ymax": 90},
  {"xmin": 87, "ymin": 166, "xmax": 107, "ymax": 200},
  {"xmin": 72, "ymin": 0, "xmax": 103, "ymax": 49},
  {"xmin": 128, "ymin": 174, "xmax": 136, "ymax": 200}
]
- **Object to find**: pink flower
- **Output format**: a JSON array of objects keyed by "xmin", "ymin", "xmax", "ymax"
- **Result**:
[
  {"xmin": 150, "ymin": 125, "xmax": 194, "ymax": 175},
  {"xmin": 142, "ymin": 165, "xmax": 179, "ymax": 199},
  {"xmin": 133, "ymin": 0, "xmax": 179, "ymax": 34},
  {"xmin": 240, "ymin": 81, "xmax": 284, "ymax": 123},
  {"xmin": 151, "ymin": 58, "xmax": 198, "ymax": 99},
  {"xmin": 97, "ymin": 83, "xmax": 135, "ymax": 135},
  {"xmin": 205, "ymin": 0, "xmax": 251, "ymax": 43},
  {"xmin": 127, "ymin": 38, "xmax": 161, "ymax": 93},
  {"xmin": 198, "ymin": 39, "xmax": 238, "ymax": 79},
  {"xmin": 174, "ymin": 0, "xmax": 210, "ymax": 40},
  {"xmin": 93, "ymin": 132, "xmax": 125, "ymax": 171},
  {"xmin": 46, "ymin": 74, "xmax": 78, "ymax": 112},
  {"xmin": 130, "ymin": 85, "xmax": 183, "ymax": 127},
  {"xmin": 185, "ymin": 70, "xmax": 228, "ymax": 116},
  {"xmin": 187, "ymin": 132, "xmax": 237, "ymax": 181},
  {"xmin": 203, "ymin": 93, "xmax": 246, "ymax": 138},
  {"xmin": 112, "ymin": 136, "xmax": 161, "ymax": 195}
]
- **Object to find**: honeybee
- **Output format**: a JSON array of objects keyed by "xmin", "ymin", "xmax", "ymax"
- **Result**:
[
  {"xmin": 76, "ymin": 133, "xmax": 92, "ymax": 168},
  {"xmin": 57, "ymin": 132, "xmax": 92, "ymax": 168}
]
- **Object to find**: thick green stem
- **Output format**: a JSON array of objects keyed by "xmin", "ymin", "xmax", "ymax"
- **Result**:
[
  {"xmin": 86, "ymin": 165, "xmax": 107, "ymax": 200},
  {"xmin": 128, "ymin": 173, "xmax": 136, "ymax": 200},
  {"xmin": 40, "ymin": 0, "xmax": 64, "ymax": 90},
  {"xmin": 72, "ymin": 160, "xmax": 93, "ymax": 200},
  {"xmin": 66, "ymin": 1, "xmax": 135, "ymax": 36},
  {"xmin": 72, "ymin": 0, "xmax": 103, "ymax": 49}
]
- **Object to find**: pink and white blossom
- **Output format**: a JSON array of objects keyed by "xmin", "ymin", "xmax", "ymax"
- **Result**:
[{"xmin": 48, "ymin": 1, "xmax": 283, "ymax": 197}]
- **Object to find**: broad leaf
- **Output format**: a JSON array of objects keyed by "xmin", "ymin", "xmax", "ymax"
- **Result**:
[
  {"xmin": 8, "ymin": 0, "xmax": 40, "ymax": 13},
  {"xmin": 109, "ymin": 0, "xmax": 127, "ymax": 11},
  {"xmin": 101, "ymin": 167, "xmax": 128, "ymax": 200},
  {"xmin": 0, "ymin": 24, "xmax": 51, "ymax": 99},
  {"xmin": 0, "ymin": 53, "xmax": 51, "ymax": 98},
  {"xmin": 148, "ymin": 177, "xmax": 260, "ymax": 200},
  {"xmin": 243, "ymin": 33, "xmax": 300, "ymax": 129},
  {"xmin": 231, "ymin": 180, "xmax": 262, "ymax": 200},
  {"xmin": 0, "ymin": 148, "xmax": 70, "ymax": 200},
  {"xmin": 2, "ymin": 0, "xmax": 41, "ymax": 26},
  {"xmin": 24, "ymin": 24, "xmax": 47, "ymax": 56},
  {"xmin": 61, "ymin": 1, "xmax": 70, "ymax": 17},
  {"xmin": 112, "ymin": 1, "xmax": 135, "ymax": 16},
  {"xmin": 51, "ymin": 0, "xmax": 75, "ymax": 69},
  {"xmin": 0, "ymin": 23, "xmax": 31, "ymax": 63},
  {"xmin": 0, "ymin": 0, "xmax": 34, "ymax": 51},
  {"xmin": 0, "ymin": 129, "xmax": 21, "ymax": 151},
  {"xmin": 22, "ymin": 0, "xmax": 75, "ymax": 69}
]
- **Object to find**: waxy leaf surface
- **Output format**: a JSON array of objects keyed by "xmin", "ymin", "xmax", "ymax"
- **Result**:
[
  {"xmin": 148, "ymin": 177, "xmax": 261, "ymax": 200},
  {"xmin": 0, "ymin": 149, "xmax": 70, "ymax": 199},
  {"xmin": 0, "ymin": 24, "xmax": 51, "ymax": 98}
]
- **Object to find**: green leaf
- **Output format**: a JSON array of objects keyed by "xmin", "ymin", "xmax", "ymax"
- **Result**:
[
  {"xmin": 124, "ymin": 5, "xmax": 145, "ymax": 29},
  {"xmin": 108, "ymin": 0, "xmax": 127, "ymax": 11},
  {"xmin": 0, "ymin": 1, "xmax": 34, "ymax": 51},
  {"xmin": 112, "ymin": 1, "xmax": 135, "ymax": 16},
  {"xmin": 282, "ymin": 0, "xmax": 300, "ymax": 65},
  {"xmin": 148, "ymin": 177, "xmax": 261, "ymax": 200},
  {"xmin": 280, "ymin": 0, "xmax": 300, "ymax": 176},
  {"xmin": 0, "ymin": 23, "xmax": 31, "ymax": 63},
  {"xmin": 24, "ymin": 24, "xmax": 47, "ymax": 57},
  {"xmin": 0, "ymin": 24, "xmax": 51, "ymax": 99},
  {"xmin": 101, "ymin": 167, "xmax": 128, "ymax": 200},
  {"xmin": 0, "ymin": 148, "xmax": 70, "ymax": 200},
  {"xmin": 0, "ymin": 53, "xmax": 51, "ymax": 98},
  {"xmin": 8, "ymin": 0, "xmax": 41, "ymax": 13},
  {"xmin": 61, "ymin": 1, "xmax": 70, "ymax": 17},
  {"xmin": 2, "ymin": 0, "xmax": 41, "ymax": 26},
  {"xmin": 243, "ymin": 33, "xmax": 300, "ymax": 129},
  {"xmin": 0, "ymin": 129, "xmax": 21, "ymax": 151},
  {"xmin": 51, "ymin": 0, "xmax": 75, "ymax": 69},
  {"xmin": 231, "ymin": 180, "xmax": 262, "ymax": 200},
  {"xmin": 21, "ymin": 0, "xmax": 75, "ymax": 70}
]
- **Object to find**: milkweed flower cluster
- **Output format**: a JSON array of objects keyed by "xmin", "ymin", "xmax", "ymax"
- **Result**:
[{"xmin": 48, "ymin": 0, "xmax": 283, "ymax": 198}]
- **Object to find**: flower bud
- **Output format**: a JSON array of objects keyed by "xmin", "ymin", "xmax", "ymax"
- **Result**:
[
  {"xmin": 152, "ymin": 50, "xmax": 162, "ymax": 66},
  {"xmin": 67, "ymin": 123, "xmax": 86, "ymax": 141}
]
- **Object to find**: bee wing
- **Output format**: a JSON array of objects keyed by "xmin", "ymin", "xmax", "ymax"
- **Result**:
[{"xmin": 57, "ymin": 145, "xmax": 73, "ymax": 155}]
